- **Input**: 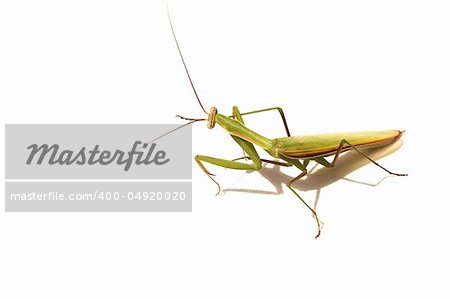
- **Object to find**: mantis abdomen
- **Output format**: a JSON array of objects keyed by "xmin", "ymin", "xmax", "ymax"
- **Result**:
[{"xmin": 274, "ymin": 130, "xmax": 403, "ymax": 159}]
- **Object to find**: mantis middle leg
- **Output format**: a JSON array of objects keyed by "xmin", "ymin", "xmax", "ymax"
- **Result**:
[
  {"xmin": 286, "ymin": 169, "xmax": 322, "ymax": 239},
  {"xmin": 231, "ymin": 106, "xmax": 292, "ymax": 137}
]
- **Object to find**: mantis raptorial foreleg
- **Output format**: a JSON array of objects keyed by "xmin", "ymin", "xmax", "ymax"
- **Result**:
[
  {"xmin": 232, "ymin": 156, "xmax": 292, "ymax": 167},
  {"xmin": 196, "ymin": 106, "xmax": 292, "ymax": 193},
  {"xmin": 195, "ymin": 107, "xmax": 263, "ymax": 194},
  {"xmin": 195, "ymin": 153, "xmax": 262, "ymax": 195},
  {"xmin": 315, "ymin": 139, "xmax": 408, "ymax": 176}
]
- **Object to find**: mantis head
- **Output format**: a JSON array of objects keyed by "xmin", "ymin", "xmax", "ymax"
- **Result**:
[{"xmin": 207, "ymin": 107, "xmax": 218, "ymax": 129}]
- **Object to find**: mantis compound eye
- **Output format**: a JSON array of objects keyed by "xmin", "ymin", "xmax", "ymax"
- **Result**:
[{"xmin": 207, "ymin": 107, "xmax": 218, "ymax": 129}]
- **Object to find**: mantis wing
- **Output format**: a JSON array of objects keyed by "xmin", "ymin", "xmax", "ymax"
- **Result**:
[{"xmin": 276, "ymin": 130, "xmax": 403, "ymax": 159}]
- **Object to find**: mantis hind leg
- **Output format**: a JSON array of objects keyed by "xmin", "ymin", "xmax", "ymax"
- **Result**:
[
  {"xmin": 286, "ymin": 170, "xmax": 322, "ymax": 239},
  {"xmin": 316, "ymin": 139, "xmax": 408, "ymax": 176}
]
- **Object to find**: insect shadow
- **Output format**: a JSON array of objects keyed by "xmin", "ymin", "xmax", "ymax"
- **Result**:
[{"xmin": 222, "ymin": 139, "xmax": 405, "ymax": 210}]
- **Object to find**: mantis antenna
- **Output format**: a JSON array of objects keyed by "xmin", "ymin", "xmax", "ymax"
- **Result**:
[
  {"xmin": 143, "ymin": 8, "xmax": 210, "ymax": 147},
  {"xmin": 144, "ymin": 118, "xmax": 205, "ymax": 145},
  {"xmin": 167, "ymin": 6, "xmax": 208, "ymax": 114}
]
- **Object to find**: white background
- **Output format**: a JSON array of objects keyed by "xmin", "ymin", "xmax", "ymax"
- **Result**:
[{"xmin": 1, "ymin": 1, "xmax": 449, "ymax": 298}]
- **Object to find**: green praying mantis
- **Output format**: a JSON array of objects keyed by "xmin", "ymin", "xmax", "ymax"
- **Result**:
[{"xmin": 166, "ymin": 9, "xmax": 407, "ymax": 238}]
